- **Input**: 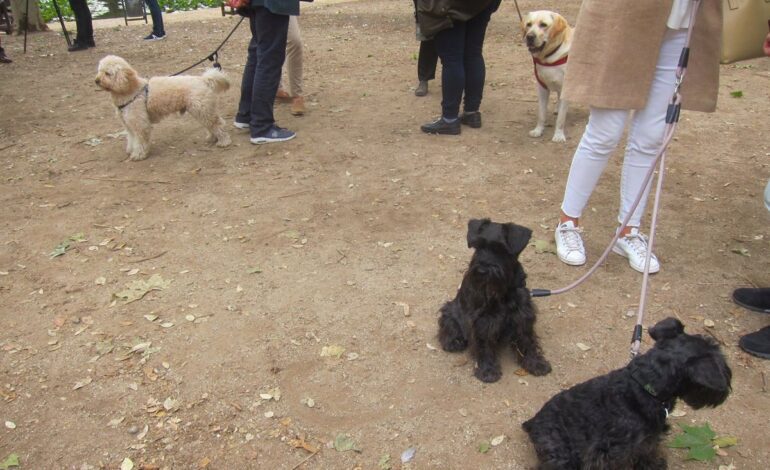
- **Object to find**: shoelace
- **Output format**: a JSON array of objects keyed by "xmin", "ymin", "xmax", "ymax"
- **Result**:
[
  {"xmin": 622, "ymin": 232, "xmax": 654, "ymax": 258},
  {"xmin": 558, "ymin": 225, "xmax": 584, "ymax": 252}
]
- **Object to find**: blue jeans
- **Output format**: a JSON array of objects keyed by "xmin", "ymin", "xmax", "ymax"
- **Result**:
[
  {"xmin": 236, "ymin": 7, "xmax": 289, "ymax": 136},
  {"xmin": 434, "ymin": 0, "xmax": 500, "ymax": 119},
  {"xmin": 144, "ymin": 0, "xmax": 165, "ymax": 36}
]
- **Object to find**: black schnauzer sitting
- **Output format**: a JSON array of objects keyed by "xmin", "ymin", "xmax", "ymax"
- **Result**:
[
  {"xmin": 438, "ymin": 218, "xmax": 551, "ymax": 383},
  {"xmin": 523, "ymin": 317, "xmax": 732, "ymax": 470}
]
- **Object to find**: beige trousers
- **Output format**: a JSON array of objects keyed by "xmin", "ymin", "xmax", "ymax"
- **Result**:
[{"xmin": 280, "ymin": 16, "xmax": 303, "ymax": 97}]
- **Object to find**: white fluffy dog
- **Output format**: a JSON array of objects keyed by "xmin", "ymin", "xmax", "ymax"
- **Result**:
[{"xmin": 95, "ymin": 55, "xmax": 231, "ymax": 161}]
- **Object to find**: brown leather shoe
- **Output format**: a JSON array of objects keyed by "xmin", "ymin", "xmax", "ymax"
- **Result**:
[
  {"xmin": 275, "ymin": 88, "xmax": 291, "ymax": 102},
  {"xmin": 290, "ymin": 96, "xmax": 305, "ymax": 116}
]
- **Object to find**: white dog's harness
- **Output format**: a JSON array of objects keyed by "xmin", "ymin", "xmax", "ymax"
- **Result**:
[
  {"xmin": 533, "ymin": 54, "xmax": 568, "ymax": 90},
  {"xmin": 117, "ymin": 84, "xmax": 149, "ymax": 112}
]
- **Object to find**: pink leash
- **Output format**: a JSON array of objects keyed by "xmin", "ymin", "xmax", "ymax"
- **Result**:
[{"xmin": 531, "ymin": 0, "xmax": 703, "ymax": 358}]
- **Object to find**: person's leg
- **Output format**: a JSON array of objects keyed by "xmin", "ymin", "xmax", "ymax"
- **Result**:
[
  {"xmin": 235, "ymin": 14, "xmax": 259, "ymax": 126},
  {"xmin": 461, "ymin": 0, "xmax": 498, "ymax": 114},
  {"xmin": 285, "ymin": 16, "xmax": 305, "ymax": 115},
  {"xmin": 68, "ymin": 0, "xmax": 94, "ymax": 46},
  {"xmin": 433, "ymin": 22, "xmax": 467, "ymax": 120},
  {"xmin": 560, "ymin": 109, "xmax": 629, "ymax": 220},
  {"xmin": 144, "ymin": 0, "xmax": 165, "ymax": 37},
  {"xmin": 417, "ymin": 39, "xmax": 438, "ymax": 82},
  {"xmin": 415, "ymin": 39, "xmax": 437, "ymax": 97},
  {"xmin": 554, "ymin": 107, "xmax": 628, "ymax": 266},
  {"xmin": 284, "ymin": 16, "xmax": 302, "ymax": 97},
  {"xmin": 618, "ymin": 29, "xmax": 687, "ymax": 229},
  {"xmin": 250, "ymin": 8, "xmax": 290, "ymax": 138}
]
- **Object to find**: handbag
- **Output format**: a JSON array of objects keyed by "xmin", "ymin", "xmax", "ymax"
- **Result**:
[{"xmin": 721, "ymin": 0, "xmax": 770, "ymax": 63}]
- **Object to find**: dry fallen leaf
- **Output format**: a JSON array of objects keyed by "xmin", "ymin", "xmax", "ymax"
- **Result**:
[
  {"xmin": 576, "ymin": 343, "xmax": 592, "ymax": 352},
  {"xmin": 73, "ymin": 377, "xmax": 92, "ymax": 390}
]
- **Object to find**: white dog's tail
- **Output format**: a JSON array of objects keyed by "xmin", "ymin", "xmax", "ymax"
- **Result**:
[{"xmin": 202, "ymin": 68, "xmax": 230, "ymax": 93}]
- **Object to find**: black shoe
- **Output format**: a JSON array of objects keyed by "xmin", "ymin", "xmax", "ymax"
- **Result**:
[
  {"xmin": 739, "ymin": 326, "xmax": 770, "ymax": 359},
  {"xmin": 415, "ymin": 80, "xmax": 428, "ymax": 97},
  {"xmin": 68, "ymin": 41, "xmax": 91, "ymax": 52},
  {"xmin": 0, "ymin": 48, "xmax": 10, "ymax": 64},
  {"xmin": 733, "ymin": 287, "xmax": 770, "ymax": 314},
  {"xmin": 421, "ymin": 117, "xmax": 461, "ymax": 135},
  {"xmin": 461, "ymin": 111, "xmax": 482, "ymax": 128}
]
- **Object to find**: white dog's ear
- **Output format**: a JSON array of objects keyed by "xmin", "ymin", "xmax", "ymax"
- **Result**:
[{"xmin": 549, "ymin": 13, "xmax": 567, "ymax": 39}]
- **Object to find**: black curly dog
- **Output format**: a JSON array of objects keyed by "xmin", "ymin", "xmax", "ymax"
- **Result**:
[
  {"xmin": 523, "ymin": 317, "xmax": 732, "ymax": 470},
  {"xmin": 438, "ymin": 219, "xmax": 551, "ymax": 383}
]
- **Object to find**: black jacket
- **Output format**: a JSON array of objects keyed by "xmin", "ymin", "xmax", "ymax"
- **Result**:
[{"xmin": 415, "ymin": 0, "xmax": 496, "ymax": 39}]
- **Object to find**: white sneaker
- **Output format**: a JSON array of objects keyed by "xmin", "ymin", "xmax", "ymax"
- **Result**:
[
  {"xmin": 555, "ymin": 220, "xmax": 586, "ymax": 266},
  {"xmin": 612, "ymin": 228, "xmax": 660, "ymax": 274}
]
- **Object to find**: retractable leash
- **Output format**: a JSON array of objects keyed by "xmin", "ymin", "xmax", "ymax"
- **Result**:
[
  {"xmin": 171, "ymin": 16, "xmax": 246, "ymax": 76},
  {"xmin": 530, "ymin": 0, "xmax": 703, "ymax": 358}
]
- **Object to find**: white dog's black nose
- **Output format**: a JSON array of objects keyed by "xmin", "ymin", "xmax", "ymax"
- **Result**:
[{"xmin": 526, "ymin": 34, "xmax": 536, "ymax": 45}]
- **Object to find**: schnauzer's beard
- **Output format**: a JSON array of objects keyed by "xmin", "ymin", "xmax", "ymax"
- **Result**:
[{"xmin": 468, "ymin": 262, "xmax": 510, "ymax": 301}]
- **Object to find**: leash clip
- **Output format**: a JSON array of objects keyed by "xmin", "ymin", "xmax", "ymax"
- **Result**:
[{"xmin": 208, "ymin": 52, "xmax": 222, "ymax": 70}]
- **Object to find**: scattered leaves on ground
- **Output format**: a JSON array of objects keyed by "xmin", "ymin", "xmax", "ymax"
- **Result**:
[
  {"xmin": 320, "ymin": 345, "xmax": 346, "ymax": 358},
  {"xmin": 333, "ymin": 433, "xmax": 360, "ymax": 452},
  {"xmin": 533, "ymin": 239, "xmax": 557, "ymax": 254},
  {"xmin": 668, "ymin": 422, "xmax": 737, "ymax": 462},
  {"xmin": 113, "ymin": 274, "xmax": 171, "ymax": 303},
  {"xmin": 0, "ymin": 454, "xmax": 20, "ymax": 470}
]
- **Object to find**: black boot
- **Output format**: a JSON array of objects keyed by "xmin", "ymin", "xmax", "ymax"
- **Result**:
[
  {"xmin": 733, "ymin": 287, "xmax": 770, "ymax": 313},
  {"xmin": 0, "ymin": 47, "xmax": 11, "ymax": 63}
]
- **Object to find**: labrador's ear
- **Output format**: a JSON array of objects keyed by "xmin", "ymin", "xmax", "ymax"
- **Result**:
[
  {"xmin": 467, "ymin": 218, "xmax": 492, "ymax": 249},
  {"xmin": 648, "ymin": 317, "xmax": 685, "ymax": 341},
  {"xmin": 504, "ymin": 223, "xmax": 532, "ymax": 256},
  {"xmin": 549, "ymin": 12, "xmax": 567, "ymax": 39}
]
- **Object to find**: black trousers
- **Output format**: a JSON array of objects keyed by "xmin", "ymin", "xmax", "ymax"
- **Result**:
[
  {"xmin": 418, "ymin": 39, "xmax": 438, "ymax": 82},
  {"xmin": 68, "ymin": 0, "xmax": 93, "ymax": 44}
]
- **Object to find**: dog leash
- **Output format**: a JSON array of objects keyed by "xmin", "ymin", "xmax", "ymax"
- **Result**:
[
  {"xmin": 171, "ymin": 16, "xmax": 246, "ymax": 76},
  {"xmin": 530, "ymin": 0, "xmax": 703, "ymax": 358},
  {"xmin": 513, "ymin": 0, "xmax": 523, "ymax": 23}
]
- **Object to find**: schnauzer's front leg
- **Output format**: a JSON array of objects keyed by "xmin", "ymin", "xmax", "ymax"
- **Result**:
[
  {"xmin": 438, "ymin": 302, "xmax": 468, "ymax": 352},
  {"xmin": 632, "ymin": 444, "xmax": 667, "ymax": 470},
  {"xmin": 511, "ymin": 295, "xmax": 551, "ymax": 376},
  {"xmin": 474, "ymin": 340, "xmax": 502, "ymax": 383}
]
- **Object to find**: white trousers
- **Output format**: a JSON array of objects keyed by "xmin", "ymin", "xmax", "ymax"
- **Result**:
[
  {"xmin": 561, "ymin": 29, "xmax": 687, "ymax": 227},
  {"xmin": 280, "ymin": 16, "xmax": 303, "ymax": 97}
]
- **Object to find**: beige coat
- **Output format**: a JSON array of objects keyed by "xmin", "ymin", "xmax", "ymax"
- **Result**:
[{"xmin": 562, "ymin": 0, "xmax": 722, "ymax": 112}]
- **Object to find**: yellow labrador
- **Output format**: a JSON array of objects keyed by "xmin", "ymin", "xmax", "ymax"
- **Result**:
[{"xmin": 522, "ymin": 11, "xmax": 573, "ymax": 142}]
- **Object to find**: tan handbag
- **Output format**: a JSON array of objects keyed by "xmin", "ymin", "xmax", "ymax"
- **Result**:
[{"xmin": 721, "ymin": 0, "xmax": 770, "ymax": 63}]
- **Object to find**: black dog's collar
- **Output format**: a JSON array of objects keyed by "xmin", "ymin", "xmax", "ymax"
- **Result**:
[
  {"xmin": 630, "ymin": 366, "xmax": 673, "ymax": 418},
  {"xmin": 117, "ymin": 85, "xmax": 149, "ymax": 111}
]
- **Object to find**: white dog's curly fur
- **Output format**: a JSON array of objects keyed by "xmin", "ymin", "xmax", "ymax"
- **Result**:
[{"xmin": 95, "ymin": 55, "xmax": 231, "ymax": 161}]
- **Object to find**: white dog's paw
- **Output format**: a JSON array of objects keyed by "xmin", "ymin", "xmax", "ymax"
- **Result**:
[
  {"xmin": 551, "ymin": 132, "xmax": 567, "ymax": 143},
  {"xmin": 129, "ymin": 152, "xmax": 148, "ymax": 161},
  {"xmin": 529, "ymin": 127, "xmax": 544, "ymax": 138},
  {"xmin": 216, "ymin": 134, "xmax": 232, "ymax": 147}
]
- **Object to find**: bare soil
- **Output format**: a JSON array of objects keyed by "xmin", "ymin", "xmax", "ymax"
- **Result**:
[{"xmin": 1, "ymin": 1, "xmax": 769, "ymax": 469}]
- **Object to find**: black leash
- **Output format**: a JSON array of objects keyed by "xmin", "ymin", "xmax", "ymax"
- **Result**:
[{"xmin": 171, "ymin": 16, "xmax": 246, "ymax": 76}]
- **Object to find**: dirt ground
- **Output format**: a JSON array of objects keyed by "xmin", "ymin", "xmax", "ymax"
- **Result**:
[{"xmin": 1, "ymin": 1, "xmax": 769, "ymax": 468}]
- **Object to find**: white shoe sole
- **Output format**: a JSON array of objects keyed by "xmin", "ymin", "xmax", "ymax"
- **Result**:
[
  {"xmin": 250, "ymin": 133, "xmax": 296, "ymax": 144},
  {"xmin": 612, "ymin": 246, "xmax": 660, "ymax": 274},
  {"xmin": 233, "ymin": 121, "xmax": 249, "ymax": 130},
  {"xmin": 557, "ymin": 252, "xmax": 586, "ymax": 266}
]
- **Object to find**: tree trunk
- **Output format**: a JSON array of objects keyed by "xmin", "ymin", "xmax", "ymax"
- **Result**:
[{"xmin": 10, "ymin": 0, "xmax": 50, "ymax": 33}]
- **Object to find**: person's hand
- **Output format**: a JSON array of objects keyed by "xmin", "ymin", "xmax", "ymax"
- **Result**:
[{"xmin": 764, "ymin": 31, "xmax": 770, "ymax": 57}]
